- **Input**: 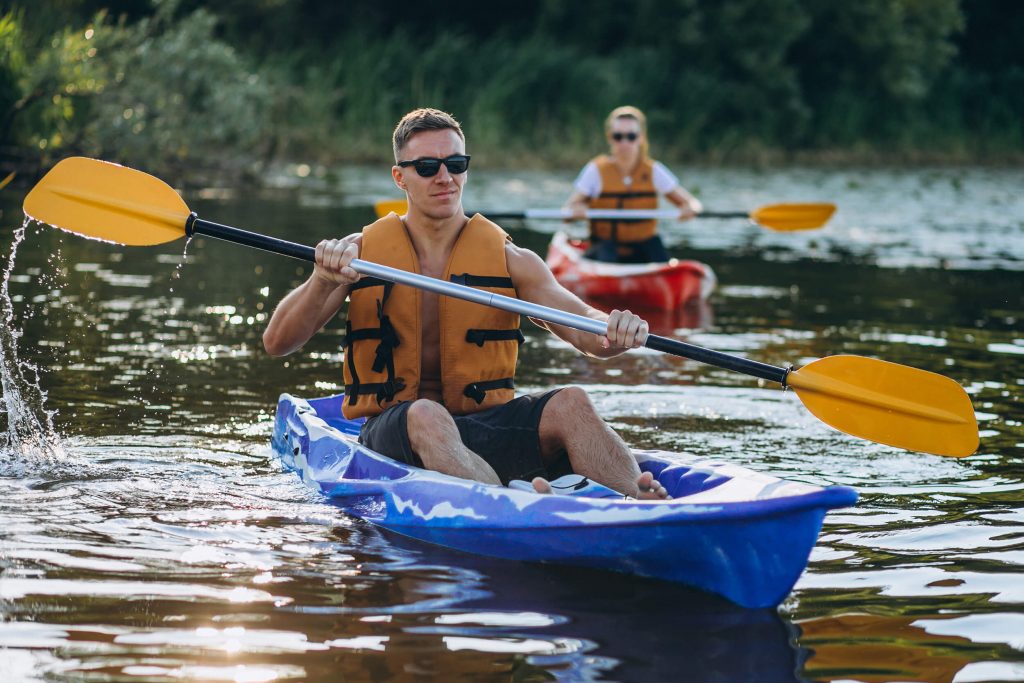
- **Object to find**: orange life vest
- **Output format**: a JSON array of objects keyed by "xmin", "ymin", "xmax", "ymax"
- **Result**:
[
  {"xmin": 342, "ymin": 213, "xmax": 523, "ymax": 419},
  {"xmin": 589, "ymin": 154, "xmax": 658, "ymax": 243}
]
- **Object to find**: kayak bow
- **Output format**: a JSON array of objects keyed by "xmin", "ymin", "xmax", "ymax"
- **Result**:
[{"xmin": 545, "ymin": 231, "xmax": 716, "ymax": 310}]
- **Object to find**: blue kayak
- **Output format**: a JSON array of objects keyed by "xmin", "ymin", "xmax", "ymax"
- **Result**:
[{"xmin": 271, "ymin": 393, "xmax": 858, "ymax": 608}]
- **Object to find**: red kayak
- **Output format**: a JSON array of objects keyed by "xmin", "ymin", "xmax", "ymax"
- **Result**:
[{"xmin": 546, "ymin": 232, "xmax": 716, "ymax": 310}]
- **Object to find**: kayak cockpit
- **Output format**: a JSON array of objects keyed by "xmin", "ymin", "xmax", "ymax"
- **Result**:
[{"xmin": 271, "ymin": 392, "xmax": 858, "ymax": 608}]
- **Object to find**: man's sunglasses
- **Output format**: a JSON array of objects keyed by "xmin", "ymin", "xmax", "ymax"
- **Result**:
[
  {"xmin": 611, "ymin": 132, "xmax": 639, "ymax": 142},
  {"xmin": 397, "ymin": 154, "xmax": 471, "ymax": 177}
]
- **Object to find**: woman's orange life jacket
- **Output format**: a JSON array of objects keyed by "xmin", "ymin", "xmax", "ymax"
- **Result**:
[
  {"xmin": 588, "ymin": 154, "xmax": 658, "ymax": 243},
  {"xmin": 341, "ymin": 213, "xmax": 524, "ymax": 419}
]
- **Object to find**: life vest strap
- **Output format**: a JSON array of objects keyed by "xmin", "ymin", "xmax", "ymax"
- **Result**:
[
  {"xmin": 597, "ymin": 190, "xmax": 657, "ymax": 199},
  {"xmin": 344, "ymin": 285, "xmax": 400, "ymax": 406},
  {"xmin": 449, "ymin": 273, "xmax": 515, "ymax": 289},
  {"xmin": 345, "ymin": 328, "xmax": 384, "ymax": 342},
  {"xmin": 343, "ymin": 380, "xmax": 407, "ymax": 406},
  {"xmin": 349, "ymin": 276, "xmax": 391, "ymax": 292},
  {"xmin": 463, "ymin": 377, "xmax": 515, "ymax": 404},
  {"xmin": 465, "ymin": 329, "xmax": 525, "ymax": 347}
]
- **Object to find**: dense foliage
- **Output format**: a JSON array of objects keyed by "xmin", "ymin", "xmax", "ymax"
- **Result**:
[{"xmin": 2, "ymin": 0, "xmax": 1022, "ymax": 177}]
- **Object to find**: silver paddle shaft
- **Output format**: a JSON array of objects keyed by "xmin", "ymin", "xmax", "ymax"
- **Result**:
[{"xmin": 350, "ymin": 258, "xmax": 609, "ymax": 336}]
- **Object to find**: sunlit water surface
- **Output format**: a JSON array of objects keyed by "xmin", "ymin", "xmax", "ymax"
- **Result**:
[{"xmin": 1, "ymin": 165, "xmax": 1022, "ymax": 682}]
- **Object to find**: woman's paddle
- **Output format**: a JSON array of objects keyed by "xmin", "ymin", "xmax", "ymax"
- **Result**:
[
  {"xmin": 374, "ymin": 198, "xmax": 836, "ymax": 232},
  {"xmin": 23, "ymin": 157, "xmax": 977, "ymax": 457}
]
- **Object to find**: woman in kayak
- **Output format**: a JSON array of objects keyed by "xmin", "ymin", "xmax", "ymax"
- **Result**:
[
  {"xmin": 564, "ymin": 105, "xmax": 703, "ymax": 264},
  {"xmin": 264, "ymin": 108, "xmax": 668, "ymax": 501}
]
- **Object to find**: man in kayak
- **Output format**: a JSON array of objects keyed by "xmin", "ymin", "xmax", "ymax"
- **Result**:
[
  {"xmin": 264, "ymin": 107, "xmax": 668, "ymax": 501},
  {"xmin": 563, "ymin": 105, "xmax": 703, "ymax": 263}
]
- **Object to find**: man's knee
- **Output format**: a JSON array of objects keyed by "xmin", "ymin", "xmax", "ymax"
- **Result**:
[
  {"xmin": 543, "ymin": 387, "xmax": 597, "ymax": 433},
  {"xmin": 405, "ymin": 399, "xmax": 455, "ymax": 447},
  {"xmin": 553, "ymin": 386, "xmax": 593, "ymax": 410}
]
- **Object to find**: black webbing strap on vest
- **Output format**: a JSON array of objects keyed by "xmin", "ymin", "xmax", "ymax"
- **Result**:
[
  {"xmin": 344, "ymin": 321, "xmax": 383, "ymax": 405},
  {"xmin": 349, "ymin": 276, "xmax": 390, "ymax": 292},
  {"xmin": 463, "ymin": 377, "xmax": 515, "ymax": 405},
  {"xmin": 448, "ymin": 273, "xmax": 515, "ymax": 289},
  {"xmin": 465, "ymin": 328, "xmax": 525, "ymax": 347},
  {"xmin": 599, "ymin": 190, "xmax": 658, "ymax": 200},
  {"xmin": 344, "ymin": 281, "xmax": 404, "ymax": 406}
]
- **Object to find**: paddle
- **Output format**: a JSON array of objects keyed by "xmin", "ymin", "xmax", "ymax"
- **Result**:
[
  {"xmin": 374, "ymin": 198, "xmax": 836, "ymax": 232},
  {"xmin": 23, "ymin": 157, "xmax": 977, "ymax": 457}
]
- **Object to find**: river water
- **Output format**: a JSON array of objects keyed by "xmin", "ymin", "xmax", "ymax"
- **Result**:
[{"xmin": 1, "ymin": 165, "xmax": 1022, "ymax": 682}]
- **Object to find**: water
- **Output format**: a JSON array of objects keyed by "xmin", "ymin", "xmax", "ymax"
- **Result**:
[{"xmin": 1, "ymin": 165, "xmax": 1022, "ymax": 682}]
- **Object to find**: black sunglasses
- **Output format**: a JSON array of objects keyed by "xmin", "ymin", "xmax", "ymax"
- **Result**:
[
  {"xmin": 397, "ymin": 154, "xmax": 471, "ymax": 177},
  {"xmin": 611, "ymin": 132, "xmax": 639, "ymax": 142}
]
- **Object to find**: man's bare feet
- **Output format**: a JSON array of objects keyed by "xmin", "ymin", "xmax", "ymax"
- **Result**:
[
  {"xmin": 531, "ymin": 471, "xmax": 670, "ymax": 499},
  {"xmin": 635, "ymin": 470, "xmax": 670, "ymax": 500}
]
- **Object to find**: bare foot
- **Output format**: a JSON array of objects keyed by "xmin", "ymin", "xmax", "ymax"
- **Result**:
[
  {"xmin": 532, "ymin": 472, "xmax": 669, "ymax": 500},
  {"xmin": 635, "ymin": 471, "xmax": 670, "ymax": 500}
]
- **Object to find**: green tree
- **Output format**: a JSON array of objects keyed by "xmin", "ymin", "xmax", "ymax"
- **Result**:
[
  {"xmin": 791, "ymin": 0, "xmax": 965, "ymax": 145},
  {"xmin": 83, "ymin": 4, "xmax": 273, "ymax": 174},
  {"xmin": 3, "ymin": 2, "xmax": 273, "ymax": 176}
]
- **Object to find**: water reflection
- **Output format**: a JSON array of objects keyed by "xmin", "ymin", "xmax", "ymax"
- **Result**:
[
  {"xmin": 379, "ymin": 537, "xmax": 808, "ymax": 682},
  {"xmin": 798, "ymin": 612, "xmax": 1024, "ymax": 683}
]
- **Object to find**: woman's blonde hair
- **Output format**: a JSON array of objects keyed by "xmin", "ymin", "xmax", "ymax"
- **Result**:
[{"xmin": 604, "ymin": 105, "xmax": 649, "ymax": 159}]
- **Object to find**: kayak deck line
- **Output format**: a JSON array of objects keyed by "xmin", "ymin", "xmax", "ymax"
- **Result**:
[{"xmin": 272, "ymin": 393, "xmax": 857, "ymax": 609}]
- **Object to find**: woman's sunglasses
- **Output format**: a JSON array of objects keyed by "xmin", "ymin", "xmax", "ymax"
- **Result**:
[
  {"xmin": 397, "ymin": 154, "xmax": 471, "ymax": 177},
  {"xmin": 611, "ymin": 132, "xmax": 639, "ymax": 142}
]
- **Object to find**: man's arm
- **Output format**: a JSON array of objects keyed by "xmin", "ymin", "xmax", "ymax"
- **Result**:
[
  {"xmin": 506, "ymin": 243, "xmax": 648, "ymax": 357},
  {"xmin": 263, "ymin": 234, "xmax": 362, "ymax": 356}
]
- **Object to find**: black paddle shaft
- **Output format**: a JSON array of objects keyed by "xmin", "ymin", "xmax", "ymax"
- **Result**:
[
  {"xmin": 645, "ymin": 335, "xmax": 790, "ymax": 384},
  {"xmin": 700, "ymin": 211, "xmax": 750, "ymax": 219},
  {"xmin": 187, "ymin": 214, "xmax": 315, "ymax": 262}
]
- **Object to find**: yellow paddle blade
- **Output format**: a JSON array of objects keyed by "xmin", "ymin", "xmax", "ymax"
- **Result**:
[
  {"xmin": 787, "ymin": 355, "xmax": 978, "ymax": 457},
  {"xmin": 374, "ymin": 198, "xmax": 408, "ymax": 218},
  {"xmin": 23, "ymin": 157, "xmax": 190, "ymax": 246},
  {"xmin": 749, "ymin": 203, "xmax": 836, "ymax": 231}
]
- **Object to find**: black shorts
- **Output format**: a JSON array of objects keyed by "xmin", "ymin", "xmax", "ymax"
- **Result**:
[{"xmin": 358, "ymin": 389, "xmax": 573, "ymax": 486}]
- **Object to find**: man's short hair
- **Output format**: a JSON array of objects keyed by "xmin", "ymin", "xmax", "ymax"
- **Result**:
[{"xmin": 392, "ymin": 108, "xmax": 465, "ymax": 162}]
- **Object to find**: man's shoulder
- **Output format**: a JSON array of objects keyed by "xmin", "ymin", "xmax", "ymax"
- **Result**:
[{"xmin": 505, "ymin": 241, "xmax": 547, "ymax": 280}]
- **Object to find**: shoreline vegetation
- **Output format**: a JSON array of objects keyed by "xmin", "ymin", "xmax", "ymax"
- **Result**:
[{"xmin": 2, "ymin": 1, "xmax": 1022, "ymax": 187}]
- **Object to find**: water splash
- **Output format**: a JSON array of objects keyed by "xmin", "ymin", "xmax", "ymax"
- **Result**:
[
  {"xmin": 168, "ymin": 234, "xmax": 194, "ymax": 293},
  {"xmin": 0, "ymin": 219, "xmax": 65, "ymax": 473}
]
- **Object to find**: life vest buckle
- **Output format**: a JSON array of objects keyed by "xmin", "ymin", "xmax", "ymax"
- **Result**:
[{"xmin": 464, "ymin": 383, "xmax": 485, "ymax": 404}]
